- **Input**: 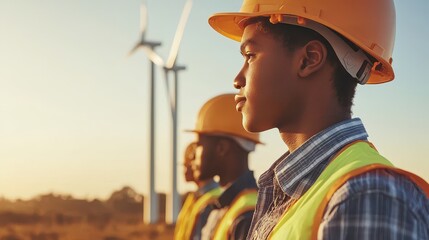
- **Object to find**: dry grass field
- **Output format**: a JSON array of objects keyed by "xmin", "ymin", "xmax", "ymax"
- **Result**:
[
  {"xmin": 0, "ymin": 222, "xmax": 174, "ymax": 240},
  {"xmin": 0, "ymin": 187, "xmax": 177, "ymax": 240}
]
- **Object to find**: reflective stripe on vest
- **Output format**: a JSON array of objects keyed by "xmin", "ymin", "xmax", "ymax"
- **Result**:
[
  {"xmin": 269, "ymin": 141, "xmax": 429, "ymax": 240},
  {"xmin": 213, "ymin": 189, "xmax": 258, "ymax": 240},
  {"xmin": 177, "ymin": 187, "xmax": 222, "ymax": 240}
]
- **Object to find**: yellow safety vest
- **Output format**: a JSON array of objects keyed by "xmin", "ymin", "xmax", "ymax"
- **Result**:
[
  {"xmin": 175, "ymin": 187, "xmax": 222, "ymax": 240},
  {"xmin": 269, "ymin": 141, "xmax": 429, "ymax": 240},
  {"xmin": 174, "ymin": 192, "xmax": 196, "ymax": 239},
  {"xmin": 212, "ymin": 189, "xmax": 258, "ymax": 240}
]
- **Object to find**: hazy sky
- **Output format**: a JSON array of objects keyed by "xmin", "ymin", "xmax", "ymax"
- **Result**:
[{"xmin": 1, "ymin": 0, "xmax": 428, "ymax": 200}]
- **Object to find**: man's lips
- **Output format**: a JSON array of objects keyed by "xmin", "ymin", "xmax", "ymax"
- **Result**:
[{"xmin": 235, "ymin": 95, "xmax": 246, "ymax": 112}]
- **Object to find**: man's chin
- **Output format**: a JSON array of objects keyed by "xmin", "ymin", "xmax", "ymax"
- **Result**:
[{"xmin": 243, "ymin": 118, "xmax": 267, "ymax": 133}]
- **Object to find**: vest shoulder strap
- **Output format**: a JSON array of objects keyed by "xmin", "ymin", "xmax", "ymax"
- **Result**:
[
  {"xmin": 213, "ymin": 189, "xmax": 257, "ymax": 240},
  {"xmin": 311, "ymin": 163, "xmax": 429, "ymax": 239},
  {"xmin": 174, "ymin": 193, "xmax": 196, "ymax": 239},
  {"xmin": 183, "ymin": 187, "xmax": 222, "ymax": 239},
  {"xmin": 269, "ymin": 141, "xmax": 429, "ymax": 240}
]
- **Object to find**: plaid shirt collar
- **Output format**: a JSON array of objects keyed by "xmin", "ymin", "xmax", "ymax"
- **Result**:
[{"xmin": 259, "ymin": 118, "xmax": 369, "ymax": 199}]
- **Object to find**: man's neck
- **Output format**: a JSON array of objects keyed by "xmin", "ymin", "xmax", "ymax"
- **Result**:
[
  {"xmin": 218, "ymin": 164, "xmax": 249, "ymax": 187},
  {"xmin": 196, "ymin": 179, "xmax": 212, "ymax": 188},
  {"xmin": 279, "ymin": 111, "xmax": 351, "ymax": 152}
]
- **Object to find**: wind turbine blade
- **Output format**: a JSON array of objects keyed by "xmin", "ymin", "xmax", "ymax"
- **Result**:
[
  {"xmin": 163, "ymin": 70, "xmax": 175, "ymax": 118},
  {"xmin": 128, "ymin": 42, "xmax": 141, "ymax": 57},
  {"xmin": 165, "ymin": 0, "xmax": 193, "ymax": 69},
  {"xmin": 140, "ymin": 3, "xmax": 148, "ymax": 33},
  {"xmin": 142, "ymin": 46, "xmax": 165, "ymax": 66}
]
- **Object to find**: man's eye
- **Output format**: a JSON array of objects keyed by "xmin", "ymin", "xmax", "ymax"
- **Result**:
[{"xmin": 243, "ymin": 52, "xmax": 255, "ymax": 62}]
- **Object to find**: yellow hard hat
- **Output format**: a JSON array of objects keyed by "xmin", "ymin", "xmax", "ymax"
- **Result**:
[
  {"xmin": 186, "ymin": 94, "xmax": 261, "ymax": 144},
  {"xmin": 209, "ymin": 0, "xmax": 396, "ymax": 84}
]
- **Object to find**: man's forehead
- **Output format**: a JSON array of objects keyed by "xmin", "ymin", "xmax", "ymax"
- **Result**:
[
  {"xmin": 240, "ymin": 38, "xmax": 258, "ymax": 53},
  {"xmin": 196, "ymin": 134, "xmax": 203, "ymax": 142},
  {"xmin": 197, "ymin": 133, "xmax": 214, "ymax": 142},
  {"xmin": 241, "ymin": 23, "xmax": 263, "ymax": 47}
]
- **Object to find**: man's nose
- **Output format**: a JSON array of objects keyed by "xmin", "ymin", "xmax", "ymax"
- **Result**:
[{"xmin": 234, "ymin": 68, "xmax": 246, "ymax": 89}]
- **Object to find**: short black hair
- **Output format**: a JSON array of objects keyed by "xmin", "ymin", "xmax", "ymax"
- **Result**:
[{"xmin": 245, "ymin": 17, "xmax": 358, "ymax": 114}]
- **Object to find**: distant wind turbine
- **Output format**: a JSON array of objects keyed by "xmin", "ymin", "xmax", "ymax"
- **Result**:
[
  {"xmin": 128, "ymin": 0, "xmax": 193, "ymax": 224},
  {"xmin": 128, "ymin": 1, "xmax": 163, "ymax": 225},
  {"xmin": 162, "ymin": 0, "xmax": 193, "ymax": 224}
]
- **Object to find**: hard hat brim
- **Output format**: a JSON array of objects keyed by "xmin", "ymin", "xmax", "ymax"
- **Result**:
[
  {"xmin": 209, "ymin": 12, "xmax": 271, "ymax": 42},
  {"xmin": 184, "ymin": 129, "xmax": 263, "ymax": 145}
]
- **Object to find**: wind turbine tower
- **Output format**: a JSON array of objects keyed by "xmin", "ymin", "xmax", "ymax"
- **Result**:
[
  {"xmin": 163, "ymin": 0, "xmax": 193, "ymax": 224},
  {"xmin": 128, "ymin": 2, "xmax": 164, "ymax": 224}
]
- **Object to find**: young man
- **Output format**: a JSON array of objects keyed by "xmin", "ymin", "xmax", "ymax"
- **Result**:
[
  {"xmin": 208, "ymin": 0, "xmax": 429, "ymax": 239},
  {"xmin": 187, "ymin": 93, "xmax": 261, "ymax": 240},
  {"xmin": 174, "ymin": 142, "xmax": 221, "ymax": 240}
]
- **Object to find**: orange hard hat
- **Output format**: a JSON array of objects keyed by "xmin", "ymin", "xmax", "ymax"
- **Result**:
[
  {"xmin": 209, "ymin": 0, "xmax": 396, "ymax": 84},
  {"xmin": 186, "ymin": 94, "xmax": 261, "ymax": 144}
]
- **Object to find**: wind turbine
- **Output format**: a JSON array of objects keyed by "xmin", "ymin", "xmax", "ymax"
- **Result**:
[
  {"xmin": 162, "ymin": 0, "xmax": 193, "ymax": 224},
  {"xmin": 129, "ymin": 0, "xmax": 193, "ymax": 224},
  {"xmin": 128, "ymin": 1, "xmax": 164, "ymax": 225}
]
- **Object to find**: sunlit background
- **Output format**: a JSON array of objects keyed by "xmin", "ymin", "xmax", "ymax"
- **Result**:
[{"xmin": 0, "ymin": 0, "xmax": 428, "ymax": 201}]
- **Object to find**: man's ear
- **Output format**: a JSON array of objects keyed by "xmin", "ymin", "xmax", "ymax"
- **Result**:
[
  {"xmin": 216, "ymin": 138, "xmax": 231, "ymax": 157},
  {"xmin": 297, "ymin": 40, "xmax": 328, "ymax": 78}
]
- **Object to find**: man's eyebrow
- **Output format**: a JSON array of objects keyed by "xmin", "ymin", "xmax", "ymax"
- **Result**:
[{"xmin": 240, "ymin": 39, "xmax": 257, "ymax": 54}]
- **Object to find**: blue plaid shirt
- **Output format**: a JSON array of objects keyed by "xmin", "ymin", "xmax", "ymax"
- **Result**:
[{"xmin": 248, "ymin": 118, "xmax": 429, "ymax": 240}]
